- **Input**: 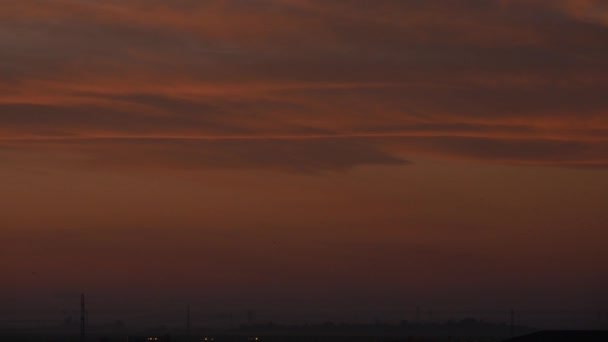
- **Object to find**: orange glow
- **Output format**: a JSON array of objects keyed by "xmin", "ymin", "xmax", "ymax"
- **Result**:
[{"xmin": 1, "ymin": 0, "xmax": 607, "ymax": 320}]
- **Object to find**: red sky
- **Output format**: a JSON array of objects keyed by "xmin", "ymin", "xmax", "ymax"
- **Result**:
[{"xmin": 1, "ymin": 0, "xmax": 607, "ymax": 325}]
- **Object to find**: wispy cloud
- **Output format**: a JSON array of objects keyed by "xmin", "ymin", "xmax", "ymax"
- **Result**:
[{"xmin": 1, "ymin": 0, "xmax": 607, "ymax": 170}]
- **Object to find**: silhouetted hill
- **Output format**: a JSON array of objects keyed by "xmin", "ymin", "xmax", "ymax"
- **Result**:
[{"xmin": 503, "ymin": 330, "xmax": 608, "ymax": 342}]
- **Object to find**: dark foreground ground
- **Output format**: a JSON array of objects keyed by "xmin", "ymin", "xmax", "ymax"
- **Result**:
[
  {"xmin": 4, "ymin": 331, "xmax": 608, "ymax": 342},
  {"xmin": 0, "ymin": 335, "xmax": 505, "ymax": 342},
  {"xmin": 0, "ymin": 320, "xmax": 534, "ymax": 341},
  {"xmin": 503, "ymin": 330, "xmax": 608, "ymax": 341}
]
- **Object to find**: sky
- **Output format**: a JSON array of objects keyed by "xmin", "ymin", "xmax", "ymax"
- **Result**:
[{"xmin": 1, "ymin": 0, "xmax": 608, "ymax": 327}]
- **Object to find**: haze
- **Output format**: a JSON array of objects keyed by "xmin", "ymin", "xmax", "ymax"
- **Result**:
[{"xmin": 1, "ymin": 0, "xmax": 607, "ymax": 326}]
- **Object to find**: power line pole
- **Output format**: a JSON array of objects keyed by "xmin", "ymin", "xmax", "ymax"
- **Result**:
[
  {"xmin": 80, "ymin": 293, "xmax": 86, "ymax": 342},
  {"xmin": 187, "ymin": 304, "xmax": 191, "ymax": 342},
  {"xmin": 510, "ymin": 308, "xmax": 515, "ymax": 335}
]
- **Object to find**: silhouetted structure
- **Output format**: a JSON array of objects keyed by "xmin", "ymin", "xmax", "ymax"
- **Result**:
[
  {"xmin": 186, "ymin": 305, "xmax": 191, "ymax": 342},
  {"xmin": 510, "ymin": 309, "xmax": 515, "ymax": 334},
  {"xmin": 247, "ymin": 310, "xmax": 256, "ymax": 325},
  {"xmin": 80, "ymin": 293, "xmax": 86, "ymax": 342}
]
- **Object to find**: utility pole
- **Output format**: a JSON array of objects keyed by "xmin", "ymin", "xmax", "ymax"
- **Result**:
[
  {"xmin": 80, "ymin": 293, "xmax": 86, "ymax": 342},
  {"xmin": 247, "ymin": 310, "xmax": 255, "ymax": 325},
  {"xmin": 510, "ymin": 308, "xmax": 515, "ymax": 335},
  {"xmin": 187, "ymin": 304, "xmax": 191, "ymax": 342}
]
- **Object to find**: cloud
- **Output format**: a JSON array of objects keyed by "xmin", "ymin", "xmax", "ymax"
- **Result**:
[
  {"xmin": 1, "ymin": 0, "xmax": 607, "ymax": 170},
  {"xmin": 383, "ymin": 136, "xmax": 608, "ymax": 167},
  {"xmin": 1, "ymin": 137, "xmax": 410, "ymax": 173}
]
